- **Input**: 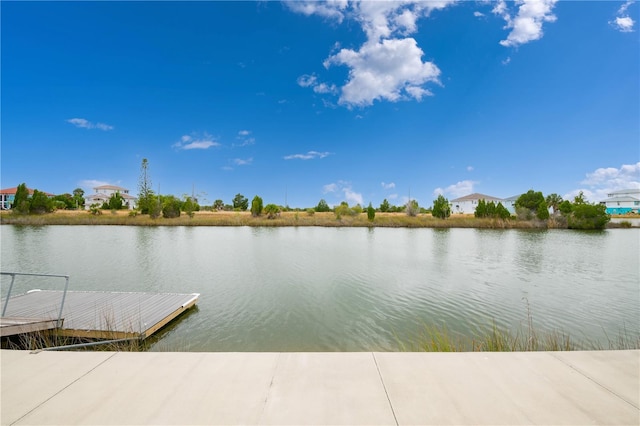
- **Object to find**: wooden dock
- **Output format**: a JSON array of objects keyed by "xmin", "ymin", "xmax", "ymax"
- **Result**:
[{"xmin": 1, "ymin": 290, "xmax": 199, "ymax": 339}]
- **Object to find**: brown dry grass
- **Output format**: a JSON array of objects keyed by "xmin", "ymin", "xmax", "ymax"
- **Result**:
[{"xmin": 0, "ymin": 209, "xmax": 551, "ymax": 229}]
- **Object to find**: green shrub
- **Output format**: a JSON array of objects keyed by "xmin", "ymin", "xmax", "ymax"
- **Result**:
[
  {"xmin": 251, "ymin": 196, "xmax": 263, "ymax": 217},
  {"xmin": 536, "ymin": 201, "xmax": 550, "ymax": 220},
  {"xmin": 162, "ymin": 196, "xmax": 182, "ymax": 218},
  {"xmin": 264, "ymin": 204, "xmax": 281, "ymax": 219},
  {"xmin": 568, "ymin": 204, "xmax": 609, "ymax": 230},
  {"xmin": 315, "ymin": 199, "xmax": 331, "ymax": 212},
  {"xmin": 432, "ymin": 195, "xmax": 450, "ymax": 219},
  {"xmin": 367, "ymin": 203, "xmax": 375, "ymax": 221}
]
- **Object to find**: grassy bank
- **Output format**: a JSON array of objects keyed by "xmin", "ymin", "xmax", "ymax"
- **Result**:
[
  {"xmin": 399, "ymin": 321, "xmax": 639, "ymax": 352},
  {"xmin": 0, "ymin": 210, "xmax": 569, "ymax": 228}
]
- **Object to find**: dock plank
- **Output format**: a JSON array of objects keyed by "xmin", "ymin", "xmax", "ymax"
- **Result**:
[
  {"xmin": 1, "ymin": 290, "xmax": 199, "ymax": 339},
  {"xmin": 0, "ymin": 317, "xmax": 59, "ymax": 337}
]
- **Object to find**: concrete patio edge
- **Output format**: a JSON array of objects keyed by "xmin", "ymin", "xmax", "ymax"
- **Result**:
[{"xmin": 1, "ymin": 350, "xmax": 638, "ymax": 425}]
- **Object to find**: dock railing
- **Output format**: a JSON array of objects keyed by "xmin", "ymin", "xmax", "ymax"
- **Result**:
[{"xmin": 1, "ymin": 272, "xmax": 70, "ymax": 328}]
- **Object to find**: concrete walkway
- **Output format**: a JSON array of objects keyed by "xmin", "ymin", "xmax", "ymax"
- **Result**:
[{"xmin": 1, "ymin": 350, "xmax": 638, "ymax": 425}]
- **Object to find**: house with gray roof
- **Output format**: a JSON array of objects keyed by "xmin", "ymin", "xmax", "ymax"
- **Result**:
[
  {"xmin": 600, "ymin": 189, "xmax": 640, "ymax": 215},
  {"xmin": 449, "ymin": 193, "xmax": 504, "ymax": 215},
  {"xmin": 85, "ymin": 185, "xmax": 137, "ymax": 210}
]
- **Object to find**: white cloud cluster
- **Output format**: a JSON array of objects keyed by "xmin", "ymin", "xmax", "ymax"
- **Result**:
[
  {"xmin": 433, "ymin": 180, "xmax": 477, "ymax": 198},
  {"xmin": 291, "ymin": 0, "xmax": 562, "ymax": 107},
  {"xmin": 323, "ymin": 180, "xmax": 363, "ymax": 205},
  {"xmin": 235, "ymin": 130, "xmax": 255, "ymax": 147},
  {"xmin": 67, "ymin": 118, "xmax": 113, "ymax": 131},
  {"xmin": 285, "ymin": 0, "xmax": 348, "ymax": 23},
  {"xmin": 79, "ymin": 179, "xmax": 111, "ymax": 192},
  {"xmin": 324, "ymin": 37, "xmax": 440, "ymax": 106},
  {"xmin": 493, "ymin": 0, "xmax": 558, "ymax": 47},
  {"xmin": 297, "ymin": 74, "xmax": 338, "ymax": 95},
  {"xmin": 233, "ymin": 158, "xmax": 253, "ymax": 166},
  {"xmin": 381, "ymin": 182, "xmax": 395, "ymax": 189},
  {"xmin": 284, "ymin": 151, "xmax": 331, "ymax": 160},
  {"xmin": 291, "ymin": 1, "xmax": 453, "ymax": 108},
  {"xmin": 564, "ymin": 162, "xmax": 640, "ymax": 202},
  {"xmin": 610, "ymin": 1, "xmax": 635, "ymax": 33},
  {"xmin": 173, "ymin": 133, "xmax": 220, "ymax": 150}
]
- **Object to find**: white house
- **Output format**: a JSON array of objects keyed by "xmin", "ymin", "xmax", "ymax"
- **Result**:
[
  {"xmin": 600, "ymin": 189, "xmax": 640, "ymax": 215},
  {"xmin": 502, "ymin": 195, "xmax": 520, "ymax": 215},
  {"xmin": 449, "ymin": 193, "xmax": 504, "ymax": 215},
  {"xmin": 85, "ymin": 185, "xmax": 137, "ymax": 210}
]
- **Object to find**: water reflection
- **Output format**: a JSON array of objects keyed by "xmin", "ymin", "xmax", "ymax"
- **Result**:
[{"xmin": 1, "ymin": 225, "xmax": 638, "ymax": 351}]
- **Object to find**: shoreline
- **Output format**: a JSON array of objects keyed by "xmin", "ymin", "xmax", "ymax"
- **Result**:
[{"xmin": 2, "ymin": 210, "xmax": 639, "ymax": 228}]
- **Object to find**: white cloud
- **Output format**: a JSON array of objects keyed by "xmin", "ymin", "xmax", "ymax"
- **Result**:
[
  {"xmin": 495, "ymin": 0, "xmax": 558, "ymax": 47},
  {"xmin": 173, "ymin": 133, "xmax": 220, "ymax": 150},
  {"xmin": 474, "ymin": 11, "xmax": 485, "ymax": 18},
  {"xmin": 297, "ymin": 74, "xmax": 337, "ymax": 95},
  {"xmin": 381, "ymin": 182, "xmax": 396, "ymax": 189},
  {"xmin": 322, "ymin": 180, "xmax": 363, "ymax": 205},
  {"xmin": 466, "ymin": 166, "xmax": 474, "ymax": 172},
  {"xmin": 292, "ymin": 1, "xmax": 454, "ymax": 108},
  {"xmin": 325, "ymin": 37, "xmax": 440, "ymax": 107},
  {"xmin": 235, "ymin": 130, "xmax": 255, "ymax": 147},
  {"xmin": 284, "ymin": 0, "xmax": 348, "ymax": 23},
  {"xmin": 233, "ymin": 158, "xmax": 253, "ymax": 166},
  {"xmin": 323, "ymin": 183, "xmax": 338, "ymax": 193},
  {"xmin": 388, "ymin": 193, "xmax": 398, "ymax": 200},
  {"xmin": 79, "ymin": 179, "xmax": 111, "ymax": 192},
  {"xmin": 67, "ymin": 118, "xmax": 113, "ymax": 131},
  {"xmin": 570, "ymin": 162, "xmax": 640, "ymax": 202},
  {"xmin": 433, "ymin": 180, "xmax": 478, "ymax": 198},
  {"xmin": 619, "ymin": 0, "xmax": 634, "ymax": 14},
  {"xmin": 614, "ymin": 16, "xmax": 635, "ymax": 32},
  {"xmin": 313, "ymin": 82, "xmax": 338, "ymax": 95},
  {"xmin": 284, "ymin": 151, "xmax": 331, "ymax": 160},
  {"xmin": 611, "ymin": 0, "xmax": 636, "ymax": 32},
  {"xmin": 501, "ymin": 57, "xmax": 511, "ymax": 65},
  {"xmin": 344, "ymin": 188, "xmax": 364, "ymax": 205},
  {"xmin": 297, "ymin": 74, "xmax": 318, "ymax": 88}
]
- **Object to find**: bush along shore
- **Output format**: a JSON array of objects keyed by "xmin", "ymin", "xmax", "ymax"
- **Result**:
[
  {"xmin": 3, "ymin": 181, "xmax": 629, "ymax": 229},
  {"xmin": 398, "ymin": 320, "xmax": 639, "ymax": 352},
  {"xmin": 1, "ymin": 209, "xmax": 635, "ymax": 229}
]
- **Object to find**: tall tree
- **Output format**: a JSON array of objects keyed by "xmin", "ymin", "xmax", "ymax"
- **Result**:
[
  {"xmin": 432, "ymin": 195, "xmax": 451, "ymax": 219},
  {"xmin": 251, "ymin": 195, "xmax": 263, "ymax": 217},
  {"xmin": 232, "ymin": 193, "xmax": 248, "ymax": 211},
  {"xmin": 212, "ymin": 199, "xmax": 224, "ymax": 211},
  {"xmin": 405, "ymin": 199, "xmax": 419, "ymax": 217},
  {"xmin": 573, "ymin": 191, "xmax": 587, "ymax": 205},
  {"xmin": 72, "ymin": 188, "xmax": 85, "ymax": 209},
  {"xmin": 106, "ymin": 192, "xmax": 124, "ymax": 210},
  {"xmin": 29, "ymin": 190, "xmax": 54, "ymax": 214},
  {"xmin": 12, "ymin": 183, "xmax": 30, "ymax": 213},
  {"xmin": 367, "ymin": 202, "xmax": 375, "ymax": 221},
  {"xmin": 315, "ymin": 199, "xmax": 330, "ymax": 212},
  {"xmin": 379, "ymin": 199, "xmax": 390, "ymax": 212},
  {"xmin": 138, "ymin": 158, "xmax": 154, "ymax": 214},
  {"xmin": 545, "ymin": 193, "xmax": 563, "ymax": 214},
  {"xmin": 162, "ymin": 195, "xmax": 182, "ymax": 218}
]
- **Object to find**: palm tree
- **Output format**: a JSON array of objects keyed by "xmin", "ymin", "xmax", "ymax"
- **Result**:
[{"xmin": 545, "ymin": 193, "xmax": 563, "ymax": 214}]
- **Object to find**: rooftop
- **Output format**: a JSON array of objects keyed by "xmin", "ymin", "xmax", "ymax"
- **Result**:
[{"xmin": 450, "ymin": 193, "xmax": 503, "ymax": 202}]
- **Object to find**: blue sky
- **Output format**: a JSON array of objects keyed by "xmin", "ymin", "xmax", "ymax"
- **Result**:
[{"xmin": 2, "ymin": 1, "xmax": 639, "ymax": 208}]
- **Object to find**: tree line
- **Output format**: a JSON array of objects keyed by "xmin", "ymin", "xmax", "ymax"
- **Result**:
[{"xmin": 6, "ymin": 159, "xmax": 611, "ymax": 229}]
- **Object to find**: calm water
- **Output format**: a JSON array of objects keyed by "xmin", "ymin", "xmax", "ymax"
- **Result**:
[{"xmin": 1, "ymin": 225, "xmax": 638, "ymax": 351}]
